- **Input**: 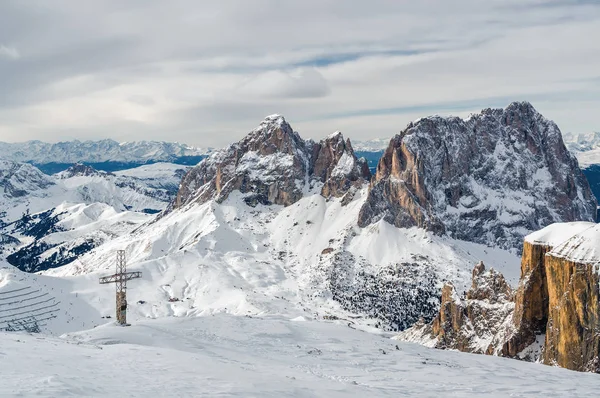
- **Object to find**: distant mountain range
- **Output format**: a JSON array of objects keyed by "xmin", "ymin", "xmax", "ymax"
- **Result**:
[{"xmin": 0, "ymin": 139, "xmax": 211, "ymax": 174}]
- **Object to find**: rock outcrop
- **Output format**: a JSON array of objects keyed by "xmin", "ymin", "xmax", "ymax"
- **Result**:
[
  {"xmin": 174, "ymin": 115, "xmax": 370, "ymax": 209},
  {"xmin": 399, "ymin": 222, "xmax": 600, "ymax": 373},
  {"xmin": 399, "ymin": 262, "xmax": 515, "ymax": 354},
  {"xmin": 358, "ymin": 102, "xmax": 597, "ymax": 251},
  {"xmin": 537, "ymin": 223, "xmax": 600, "ymax": 372},
  {"xmin": 501, "ymin": 241, "xmax": 552, "ymax": 357}
]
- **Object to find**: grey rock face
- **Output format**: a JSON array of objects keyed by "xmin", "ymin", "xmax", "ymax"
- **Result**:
[
  {"xmin": 0, "ymin": 160, "xmax": 55, "ymax": 199},
  {"xmin": 358, "ymin": 102, "xmax": 597, "ymax": 250},
  {"xmin": 174, "ymin": 115, "xmax": 371, "ymax": 209}
]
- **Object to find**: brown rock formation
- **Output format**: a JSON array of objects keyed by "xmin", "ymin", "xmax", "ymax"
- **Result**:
[
  {"xmin": 400, "ymin": 226, "xmax": 600, "ymax": 374},
  {"xmin": 543, "ymin": 256, "xmax": 600, "ymax": 372},
  {"xmin": 502, "ymin": 241, "xmax": 552, "ymax": 357}
]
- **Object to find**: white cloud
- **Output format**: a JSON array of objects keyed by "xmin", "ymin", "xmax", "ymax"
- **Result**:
[
  {"xmin": 0, "ymin": 45, "xmax": 19, "ymax": 59},
  {"xmin": 236, "ymin": 68, "xmax": 330, "ymax": 99},
  {"xmin": 0, "ymin": 0, "xmax": 598, "ymax": 146}
]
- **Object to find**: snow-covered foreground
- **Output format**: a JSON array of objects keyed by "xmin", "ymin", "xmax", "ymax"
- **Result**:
[{"xmin": 1, "ymin": 315, "xmax": 597, "ymax": 397}]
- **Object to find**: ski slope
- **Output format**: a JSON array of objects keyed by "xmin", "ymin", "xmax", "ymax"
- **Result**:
[{"xmin": 1, "ymin": 315, "xmax": 598, "ymax": 397}]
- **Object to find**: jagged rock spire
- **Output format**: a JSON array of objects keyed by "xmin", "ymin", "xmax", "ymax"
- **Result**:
[{"xmin": 174, "ymin": 115, "xmax": 370, "ymax": 209}]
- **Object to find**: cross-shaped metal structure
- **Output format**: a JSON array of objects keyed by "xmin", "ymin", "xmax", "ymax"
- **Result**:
[{"xmin": 99, "ymin": 250, "xmax": 142, "ymax": 325}]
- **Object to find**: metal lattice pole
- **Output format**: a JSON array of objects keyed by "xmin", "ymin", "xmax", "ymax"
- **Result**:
[
  {"xmin": 116, "ymin": 250, "xmax": 127, "ymax": 325},
  {"xmin": 99, "ymin": 250, "xmax": 141, "ymax": 326}
]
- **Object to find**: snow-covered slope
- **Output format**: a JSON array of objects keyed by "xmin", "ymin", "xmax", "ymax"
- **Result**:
[
  {"xmin": 115, "ymin": 162, "xmax": 188, "ymax": 192},
  {"xmin": 4, "ymin": 203, "xmax": 151, "ymax": 273},
  {"xmin": 47, "ymin": 190, "xmax": 520, "ymax": 331},
  {"xmin": 0, "ymin": 261, "xmax": 100, "ymax": 334},
  {"xmin": 0, "ymin": 161, "xmax": 182, "ymax": 226},
  {"xmin": 56, "ymin": 164, "xmax": 178, "ymax": 213},
  {"xmin": 0, "ymin": 139, "xmax": 209, "ymax": 164},
  {"xmin": 536, "ymin": 221, "xmax": 600, "ymax": 265},
  {"xmin": 0, "ymin": 160, "xmax": 68, "ymax": 227},
  {"xmin": 3, "ymin": 315, "xmax": 599, "ymax": 397}
]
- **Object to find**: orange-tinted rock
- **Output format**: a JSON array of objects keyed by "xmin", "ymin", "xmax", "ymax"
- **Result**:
[
  {"xmin": 502, "ymin": 242, "xmax": 552, "ymax": 357},
  {"xmin": 543, "ymin": 256, "xmax": 600, "ymax": 372},
  {"xmin": 358, "ymin": 102, "xmax": 596, "ymax": 251}
]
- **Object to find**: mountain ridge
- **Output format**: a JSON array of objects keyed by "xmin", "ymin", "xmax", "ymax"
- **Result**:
[{"xmin": 0, "ymin": 139, "xmax": 210, "ymax": 165}]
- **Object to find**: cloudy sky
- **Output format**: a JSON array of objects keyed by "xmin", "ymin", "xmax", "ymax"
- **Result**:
[{"xmin": 0, "ymin": 0, "xmax": 599, "ymax": 148}]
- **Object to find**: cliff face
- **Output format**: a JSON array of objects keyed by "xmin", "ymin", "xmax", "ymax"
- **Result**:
[
  {"xmin": 543, "ymin": 255, "xmax": 600, "ymax": 372},
  {"xmin": 399, "ymin": 262, "xmax": 515, "ymax": 355},
  {"xmin": 502, "ymin": 241, "xmax": 551, "ymax": 357},
  {"xmin": 174, "ymin": 116, "xmax": 370, "ymax": 209},
  {"xmin": 399, "ymin": 222, "xmax": 600, "ymax": 373},
  {"xmin": 358, "ymin": 102, "xmax": 597, "ymax": 251}
]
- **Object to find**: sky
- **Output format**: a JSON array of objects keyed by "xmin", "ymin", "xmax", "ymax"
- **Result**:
[{"xmin": 0, "ymin": 0, "xmax": 599, "ymax": 148}]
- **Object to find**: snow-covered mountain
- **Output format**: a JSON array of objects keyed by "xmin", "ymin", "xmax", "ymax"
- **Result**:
[
  {"xmin": 4, "ymin": 103, "xmax": 593, "ymax": 333},
  {"xmin": 562, "ymin": 132, "xmax": 600, "ymax": 168},
  {"xmin": 0, "ymin": 161, "xmax": 189, "ymax": 271},
  {"xmin": 358, "ymin": 102, "xmax": 596, "ymax": 251},
  {"xmin": 351, "ymin": 138, "xmax": 389, "ymax": 152},
  {"xmin": 37, "ymin": 104, "xmax": 593, "ymax": 335},
  {"xmin": 174, "ymin": 116, "xmax": 371, "ymax": 209},
  {"xmin": 0, "ymin": 139, "xmax": 209, "ymax": 164},
  {"xmin": 563, "ymin": 131, "xmax": 600, "ymax": 153},
  {"xmin": 0, "ymin": 103, "xmax": 598, "ymax": 386},
  {"xmin": 46, "ymin": 114, "xmax": 523, "ymax": 333}
]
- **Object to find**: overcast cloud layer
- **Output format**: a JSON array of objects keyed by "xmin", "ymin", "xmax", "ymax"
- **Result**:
[{"xmin": 0, "ymin": 0, "xmax": 599, "ymax": 147}]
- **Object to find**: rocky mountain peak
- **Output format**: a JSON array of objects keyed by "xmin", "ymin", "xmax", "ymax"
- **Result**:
[
  {"xmin": 57, "ymin": 163, "xmax": 112, "ymax": 179},
  {"xmin": 358, "ymin": 102, "xmax": 596, "ymax": 251},
  {"xmin": 467, "ymin": 261, "xmax": 513, "ymax": 303},
  {"xmin": 241, "ymin": 114, "xmax": 306, "ymax": 157},
  {"xmin": 173, "ymin": 116, "xmax": 370, "ymax": 209}
]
